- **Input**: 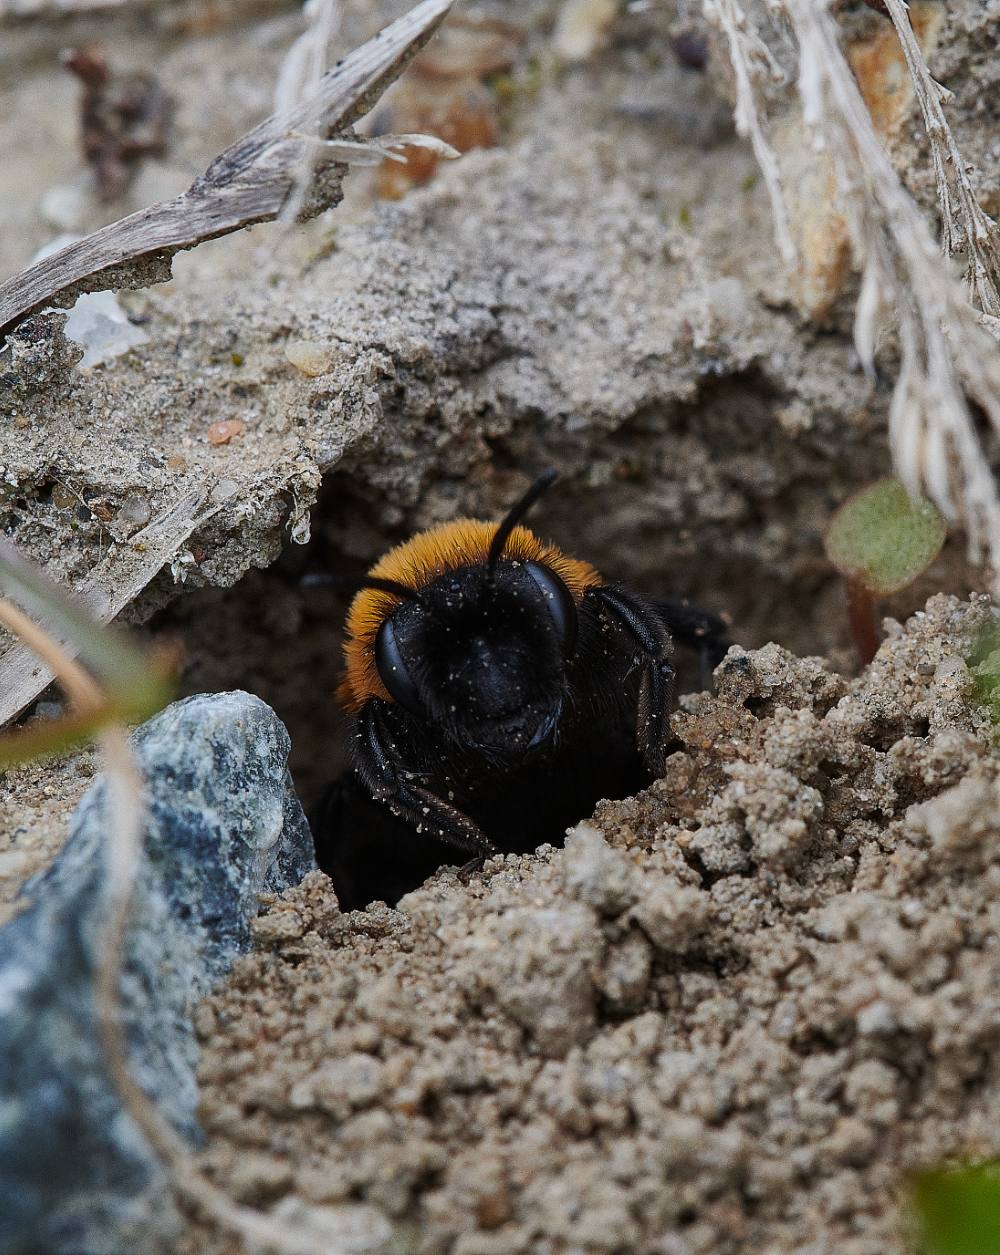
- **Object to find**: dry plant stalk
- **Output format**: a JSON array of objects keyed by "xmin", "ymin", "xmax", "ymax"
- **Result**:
[
  {"xmin": 880, "ymin": 0, "xmax": 1000, "ymax": 328},
  {"xmin": 702, "ymin": 0, "xmax": 796, "ymax": 264},
  {"xmin": 0, "ymin": 0, "xmax": 453, "ymax": 338},
  {"xmin": 0, "ymin": 598, "xmax": 103, "ymax": 713},
  {"xmin": 96, "ymin": 735, "xmax": 355, "ymax": 1255},
  {"xmin": 273, "ymin": 0, "xmax": 343, "ymax": 234},
  {"xmin": 0, "ymin": 596, "xmax": 118, "ymax": 763},
  {"xmin": 92, "ymin": 721, "xmax": 351, "ymax": 1255},
  {"xmin": 270, "ymin": 0, "xmax": 458, "ymax": 239},
  {"xmin": 706, "ymin": 0, "xmax": 1000, "ymax": 592},
  {"xmin": 784, "ymin": 0, "xmax": 1000, "ymax": 586}
]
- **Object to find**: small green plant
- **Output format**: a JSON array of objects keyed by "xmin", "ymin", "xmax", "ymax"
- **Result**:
[
  {"xmin": 967, "ymin": 615, "xmax": 1000, "ymax": 728},
  {"xmin": 824, "ymin": 477, "xmax": 946, "ymax": 665},
  {"xmin": 910, "ymin": 1163, "xmax": 1000, "ymax": 1255}
]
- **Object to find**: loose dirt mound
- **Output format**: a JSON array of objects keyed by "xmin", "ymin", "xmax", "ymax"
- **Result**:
[{"xmin": 182, "ymin": 593, "xmax": 1000, "ymax": 1255}]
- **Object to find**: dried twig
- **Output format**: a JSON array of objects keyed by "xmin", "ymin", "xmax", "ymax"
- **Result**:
[
  {"xmin": 880, "ymin": 0, "xmax": 1000, "ymax": 323},
  {"xmin": 0, "ymin": 484, "xmax": 225, "ymax": 728},
  {"xmin": 702, "ymin": 0, "xmax": 795, "ymax": 264},
  {"xmin": 274, "ymin": 0, "xmax": 341, "ymax": 121},
  {"xmin": 0, "ymin": 596, "xmax": 103, "ymax": 712},
  {"xmin": 0, "ymin": 0, "xmax": 453, "ymax": 340},
  {"xmin": 0, "ymin": 596, "xmax": 116, "ymax": 764},
  {"xmin": 273, "ymin": 0, "xmax": 343, "ymax": 235},
  {"xmin": 93, "ymin": 727, "xmax": 351, "ymax": 1254},
  {"xmin": 271, "ymin": 0, "xmax": 459, "ymax": 238},
  {"xmin": 782, "ymin": 0, "xmax": 1000, "ymax": 584}
]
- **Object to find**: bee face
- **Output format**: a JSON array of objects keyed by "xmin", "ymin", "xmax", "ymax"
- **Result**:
[
  {"xmin": 336, "ymin": 505, "xmax": 600, "ymax": 718},
  {"xmin": 373, "ymin": 558, "xmax": 577, "ymax": 749}
]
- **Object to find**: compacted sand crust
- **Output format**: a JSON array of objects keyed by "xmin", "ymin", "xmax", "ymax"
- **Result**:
[
  {"xmin": 0, "ymin": 746, "xmax": 98, "ymax": 929},
  {"xmin": 180, "ymin": 592, "xmax": 1000, "ymax": 1255}
]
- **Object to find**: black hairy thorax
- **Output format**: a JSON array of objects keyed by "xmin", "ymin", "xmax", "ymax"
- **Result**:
[{"xmin": 325, "ymin": 582, "xmax": 655, "ymax": 909}]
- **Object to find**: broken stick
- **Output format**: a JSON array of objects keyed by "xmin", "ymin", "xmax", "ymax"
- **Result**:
[{"xmin": 0, "ymin": 0, "xmax": 452, "ymax": 340}]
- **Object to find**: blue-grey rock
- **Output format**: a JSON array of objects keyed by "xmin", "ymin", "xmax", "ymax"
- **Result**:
[{"xmin": 0, "ymin": 691, "xmax": 315, "ymax": 1255}]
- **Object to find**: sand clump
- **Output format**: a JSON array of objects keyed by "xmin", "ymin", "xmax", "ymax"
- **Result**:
[{"xmin": 178, "ymin": 592, "xmax": 1000, "ymax": 1255}]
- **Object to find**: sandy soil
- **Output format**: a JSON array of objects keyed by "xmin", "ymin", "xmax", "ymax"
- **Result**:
[
  {"xmin": 0, "ymin": 743, "xmax": 98, "ymax": 928},
  {"xmin": 177, "ymin": 593, "xmax": 1000, "ymax": 1254}
]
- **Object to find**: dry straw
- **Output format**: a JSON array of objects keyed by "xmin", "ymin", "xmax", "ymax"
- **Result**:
[
  {"xmin": 270, "ymin": 0, "xmax": 457, "ymax": 243},
  {"xmin": 704, "ymin": 0, "xmax": 1000, "ymax": 592}
]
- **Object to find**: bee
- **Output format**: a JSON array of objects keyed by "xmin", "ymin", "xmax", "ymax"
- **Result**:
[{"xmin": 312, "ymin": 470, "xmax": 727, "ymax": 909}]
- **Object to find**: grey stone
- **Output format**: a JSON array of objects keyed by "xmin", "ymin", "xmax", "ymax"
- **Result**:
[{"xmin": 0, "ymin": 690, "xmax": 315, "ymax": 1255}]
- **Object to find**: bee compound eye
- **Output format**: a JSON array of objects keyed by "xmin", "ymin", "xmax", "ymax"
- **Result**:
[
  {"xmin": 374, "ymin": 616, "xmax": 425, "ymax": 716},
  {"xmin": 524, "ymin": 561, "xmax": 578, "ymax": 659}
]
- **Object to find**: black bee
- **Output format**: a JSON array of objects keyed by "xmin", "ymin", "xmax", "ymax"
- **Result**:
[{"xmin": 312, "ymin": 471, "xmax": 727, "ymax": 909}]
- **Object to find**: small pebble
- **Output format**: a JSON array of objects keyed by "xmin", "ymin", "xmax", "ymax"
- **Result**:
[
  {"xmin": 285, "ymin": 341, "xmax": 338, "ymax": 377},
  {"xmin": 119, "ymin": 492, "xmax": 152, "ymax": 529},
  {"xmin": 209, "ymin": 420, "xmax": 246, "ymax": 446}
]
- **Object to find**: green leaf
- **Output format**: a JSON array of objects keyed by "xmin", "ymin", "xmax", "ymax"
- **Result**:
[
  {"xmin": 911, "ymin": 1164, "xmax": 1000, "ymax": 1255},
  {"xmin": 0, "ymin": 706, "xmax": 115, "ymax": 770},
  {"xmin": 824, "ymin": 478, "xmax": 946, "ymax": 596}
]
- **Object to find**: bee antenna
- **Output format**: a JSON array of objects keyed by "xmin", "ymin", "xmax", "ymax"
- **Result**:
[
  {"xmin": 487, "ymin": 468, "xmax": 559, "ymax": 585},
  {"xmin": 301, "ymin": 573, "xmax": 426, "ymax": 605}
]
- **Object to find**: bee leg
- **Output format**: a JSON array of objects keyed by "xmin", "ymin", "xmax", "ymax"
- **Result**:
[
  {"xmin": 651, "ymin": 595, "xmax": 730, "ymax": 682},
  {"xmin": 592, "ymin": 585, "xmax": 676, "ymax": 777},
  {"xmin": 407, "ymin": 784, "xmax": 497, "ymax": 858},
  {"xmin": 311, "ymin": 771, "xmax": 458, "ymax": 910},
  {"xmin": 457, "ymin": 855, "xmax": 487, "ymax": 883},
  {"xmin": 353, "ymin": 703, "xmax": 496, "ymax": 859}
]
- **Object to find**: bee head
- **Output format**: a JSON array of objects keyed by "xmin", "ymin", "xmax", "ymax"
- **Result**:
[
  {"xmin": 374, "ymin": 554, "xmax": 578, "ymax": 749},
  {"xmin": 339, "ymin": 471, "xmax": 602, "ymax": 754}
]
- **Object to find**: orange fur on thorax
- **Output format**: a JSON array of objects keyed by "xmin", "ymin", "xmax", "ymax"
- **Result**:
[{"xmin": 338, "ymin": 519, "xmax": 601, "ymax": 711}]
